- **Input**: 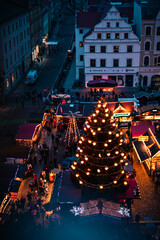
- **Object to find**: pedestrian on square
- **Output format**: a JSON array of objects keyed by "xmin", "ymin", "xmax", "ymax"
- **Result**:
[
  {"xmin": 135, "ymin": 213, "xmax": 140, "ymax": 223},
  {"xmin": 51, "ymin": 132, "xmax": 55, "ymax": 145}
]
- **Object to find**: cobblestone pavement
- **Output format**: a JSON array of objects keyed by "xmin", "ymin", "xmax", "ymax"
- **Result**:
[{"xmin": 131, "ymin": 150, "xmax": 160, "ymax": 221}]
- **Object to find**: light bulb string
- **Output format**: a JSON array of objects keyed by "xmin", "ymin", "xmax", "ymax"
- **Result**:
[
  {"xmin": 78, "ymin": 141, "xmax": 121, "ymax": 152},
  {"xmin": 74, "ymin": 165, "xmax": 123, "ymax": 176},
  {"xmin": 77, "ymin": 159, "xmax": 124, "ymax": 168},
  {"xmin": 77, "ymin": 150, "xmax": 124, "ymax": 160}
]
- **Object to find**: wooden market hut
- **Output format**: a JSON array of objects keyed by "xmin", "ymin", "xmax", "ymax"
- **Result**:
[
  {"xmin": 139, "ymin": 104, "xmax": 160, "ymax": 120},
  {"xmin": 133, "ymin": 128, "xmax": 160, "ymax": 175}
]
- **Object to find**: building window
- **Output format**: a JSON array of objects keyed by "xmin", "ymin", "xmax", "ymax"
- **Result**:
[
  {"xmin": 8, "ymin": 26, "xmax": 10, "ymax": 34},
  {"xmin": 17, "ymin": 49, "xmax": 19, "ymax": 58},
  {"xmin": 19, "ymin": 19, "xmax": 22, "ymax": 27},
  {"xmin": 90, "ymin": 59, "xmax": 96, "ymax": 67},
  {"xmin": 146, "ymin": 27, "xmax": 151, "ymax": 35},
  {"xmin": 5, "ymin": 44, "xmax": 7, "ymax": 53},
  {"xmin": 157, "ymin": 42, "xmax": 160, "ymax": 50},
  {"xmin": 107, "ymin": 22, "xmax": 110, "ymax": 27},
  {"xmin": 10, "ymin": 55, "xmax": 12, "ymax": 65},
  {"xmin": 90, "ymin": 46, "xmax": 95, "ymax": 53},
  {"xmin": 14, "ymin": 51, "xmax": 16, "ymax": 61},
  {"xmin": 80, "ymin": 41, "xmax": 83, "ymax": 47},
  {"xmin": 114, "ymin": 46, "xmax": 119, "ymax": 53},
  {"xmin": 97, "ymin": 33, "xmax": 101, "ymax": 39},
  {"xmin": 12, "ymin": 24, "xmax": 14, "ymax": 32},
  {"xmin": 115, "ymin": 33, "xmax": 119, "ymax": 39},
  {"xmin": 157, "ymin": 27, "xmax": 160, "ymax": 35},
  {"xmin": 154, "ymin": 58, "xmax": 157, "ymax": 66},
  {"xmin": 16, "ymin": 22, "xmax": 18, "ymax": 29},
  {"xmin": 124, "ymin": 33, "xmax": 128, "ymax": 39},
  {"xmin": 106, "ymin": 33, "xmax": 110, "ymax": 39},
  {"xmin": 145, "ymin": 41, "xmax": 150, "ymax": 51},
  {"xmin": 20, "ymin": 32, "xmax": 23, "ymax": 41},
  {"xmin": 17, "ymin": 35, "xmax": 19, "ymax": 44},
  {"xmin": 100, "ymin": 59, "xmax": 106, "ymax": 67},
  {"xmin": 116, "ymin": 22, "xmax": 119, "ymax": 27},
  {"xmin": 9, "ymin": 40, "xmax": 11, "ymax": 50},
  {"xmin": 113, "ymin": 59, "xmax": 119, "ymax": 67},
  {"xmin": 127, "ymin": 59, "xmax": 132, "ymax": 67},
  {"xmin": 101, "ymin": 46, "xmax": 106, "ymax": 53},
  {"xmin": 6, "ymin": 78, "xmax": 9, "ymax": 88},
  {"xmin": 144, "ymin": 56, "xmax": 149, "ymax": 66},
  {"xmin": 3, "ymin": 28, "xmax": 5, "ymax": 37},
  {"xmin": 6, "ymin": 58, "xmax": 8, "ymax": 69},
  {"xmin": 24, "ymin": 30, "xmax": 26, "ymax": 39},
  {"xmin": 13, "ymin": 37, "xmax": 16, "ymax": 47},
  {"xmin": 127, "ymin": 45, "xmax": 132, "ymax": 52},
  {"xmin": 26, "ymin": 16, "xmax": 29, "ymax": 23},
  {"xmin": 79, "ymin": 29, "xmax": 83, "ymax": 34},
  {"xmin": 94, "ymin": 76, "xmax": 102, "ymax": 80},
  {"xmin": 80, "ymin": 55, "xmax": 83, "ymax": 61}
]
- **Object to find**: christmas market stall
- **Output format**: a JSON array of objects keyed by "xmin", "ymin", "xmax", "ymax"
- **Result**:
[
  {"xmin": 133, "ymin": 128, "xmax": 160, "ymax": 175},
  {"xmin": 132, "ymin": 120, "xmax": 155, "ymax": 139},
  {"xmin": 16, "ymin": 123, "xmax": 41, "ymax": 146},
  {"xmin": 138, "ymin": 104, "xmax": 160, "ymax": 120}
]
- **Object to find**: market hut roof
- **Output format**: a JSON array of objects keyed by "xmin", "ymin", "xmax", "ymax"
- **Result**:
[{"xmin": 139, "ymin": 104, "xmax": 160, "ymax": 114}]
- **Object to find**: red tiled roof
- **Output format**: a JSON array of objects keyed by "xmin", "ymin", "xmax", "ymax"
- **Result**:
[
  {"xmin": 132, "ymin": 125, "xmax": 155, "ymax": 138},
  {"xmin": 77, "ymin": 12, "xmax": 103, "ymax": 28}
]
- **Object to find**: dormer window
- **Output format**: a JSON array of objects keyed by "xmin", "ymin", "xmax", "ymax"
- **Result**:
[
  {"xmin": 97, "ymin": 33, "xmax": 101, "ymax": 39},
  {"xmin": 116, "ymin": 22, "xmax": 119, "ymax": 27}
]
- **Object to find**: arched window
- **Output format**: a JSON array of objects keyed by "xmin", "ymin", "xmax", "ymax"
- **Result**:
[
  {"xmin": 143, "ymin": 76, "xmax": 148, "ymax": 86},
  {"xmin": 157, "ymin": 27, "xmax": 160, "ymax": 35},
  {"xmin": 144, "ymin": 56, "xmax": 149, "ymax": 66},
  {"xmin": 157, "ymin": 42, "xmax": 160, "ymax": 51},
  {"xmin": 145, "ymin": 41, "xmax": 150, "ymax": 51}
]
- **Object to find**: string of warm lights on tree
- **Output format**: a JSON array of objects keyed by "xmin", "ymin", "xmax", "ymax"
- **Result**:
[{"xmin": 71, "ymin": 98, "xmax": 129, "ymax": 190}]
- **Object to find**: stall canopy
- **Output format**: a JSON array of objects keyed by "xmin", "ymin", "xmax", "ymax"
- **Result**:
[
  {"xmin": 87, "ymin": 79, "xmax": 117, "ymax": 88},
  {"xmin": 0, "ymin": 164, "xmax": 18, "ymax": 201},
  {"xmin": 58, "ymin": 170, "xmax": 81, "ymax": 203},
  {"xmin": 51, "ymin": 94, "xmax": 70, "ymax": 99},
  {"xmin": 16, "ymin": 123, "xmax": 39, "ymax": 141}
]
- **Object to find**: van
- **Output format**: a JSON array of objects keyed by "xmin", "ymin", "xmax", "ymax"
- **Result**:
[{"xmin": 25, "ymin": 70, "xmax": 38, "ymax": 85}]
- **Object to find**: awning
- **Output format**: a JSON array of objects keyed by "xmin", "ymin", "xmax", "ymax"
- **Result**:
[
  {"xmin": 87, "ymin": 79, "xmax": 117, "ymax": 87},
  {"xmin": 51, "ymin": 94, "xmax": 70, "ymax": 99}
]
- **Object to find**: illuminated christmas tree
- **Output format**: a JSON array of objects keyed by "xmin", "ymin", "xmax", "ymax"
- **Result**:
[
  {"xmin": 71, "ymin": 98, "xmax": 129, "ymax": 192},
  {"xmin": 64, "ymin": 111, "xmax": 80, "ymax": 147}
]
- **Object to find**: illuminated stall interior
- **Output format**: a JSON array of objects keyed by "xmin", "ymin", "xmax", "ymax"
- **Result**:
[{"xmin": 133, "ymin": 128, "xmax": 160, "ymax": 175}]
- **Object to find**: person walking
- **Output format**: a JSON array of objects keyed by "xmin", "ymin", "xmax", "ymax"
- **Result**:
[{"xmin": 135, "ymin": 213, "xmax": 140, "ymax": 223}]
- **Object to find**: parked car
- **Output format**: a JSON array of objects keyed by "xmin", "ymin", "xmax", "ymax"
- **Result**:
[{"xmin": 25, "ymin": 70, "xmax": 38, "ymax": 85}]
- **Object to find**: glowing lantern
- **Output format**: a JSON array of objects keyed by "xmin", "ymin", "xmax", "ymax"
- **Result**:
[
  {"xmin": 104, "ymin": 143, "xmax": 108, "ymax": 147},
  {"xmin": 97, "ymin": 128, "xmax": 101, "ymax": 131},
  {"xmin": 124, "ymin": 181, "xmax": 128, "ymax": 185},
  {"xmin": 86, "ymin": 172, "xmax": 90, "ymax": 176},
  {"xmin": 94, "ymin": 119, "xmax": 97, "ymax": 123},
  {"xmin": 76, "ymin": 174, "xmax": 79, "ymax": 177},
  {"xmin": 114, "ymin": 163, "xmax": 118, "ymax": 166}
]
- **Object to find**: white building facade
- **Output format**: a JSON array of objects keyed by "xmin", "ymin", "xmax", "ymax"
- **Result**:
[
  {"xmin": 0, "ymin": 12, "xmax": 31, "ymax": 94},
  {"xmin": 84, "ymin": 6, "xmax": 141, "ymax": 88}
]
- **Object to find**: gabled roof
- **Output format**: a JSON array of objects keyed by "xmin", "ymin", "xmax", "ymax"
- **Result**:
[
  {"xmin": 139, "ymin": 104, "xmax": 160, "ymax": 114},
  {"xmin": 133, "ymin": 141, "xmax": 150, "ymax": 162},
  {"xmin": 77, "ymin": 12, "xmax": 103, "ymax": 28}
]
